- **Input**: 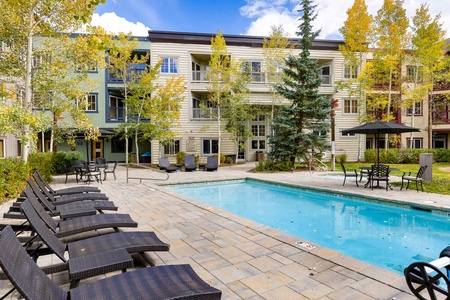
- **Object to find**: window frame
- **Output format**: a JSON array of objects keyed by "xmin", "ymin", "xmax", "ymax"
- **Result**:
[
  {"xmin": 343, "ymin": 99, "xmax": 358, "ymax": 114},
  {"xmin": 161, "ymin": 57, "xmax": 179, "ymax": 74},
  {"xmin": 320, "ymin": 65, "xmax": 331, "ymax": 85},
  {"xmin": 406, "ymin": 137, "xmax": 423, "ymax": 149},
  {"xmin": 343, "ymin": 64, "xmax": 359, "ymax": 79},
  {"xmin": 251, "ymin": 116, "xmax": 267, "ymax": 151},
  {"xmin": 243, "ymin": 61, "xmax": 263, "ymax": 82},
  {"xmin": 406, "ymin": 101, "xmax": 423, "ymax": 116},
  {"xmin": 202, "ymin": 139, "xmax": 219, "ymax": 155},
  {"xmin": 85, "ymin": 93, "xmax": 98, "ymax": 112},
  {"xmin": 163, "ymin": 140, "xmax": 180, "ymax": 156}
]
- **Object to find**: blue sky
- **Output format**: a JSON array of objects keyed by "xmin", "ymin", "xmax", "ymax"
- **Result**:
[{"xmin": 92, "ymin": 0, "xmax": 449, "ymax": 40}]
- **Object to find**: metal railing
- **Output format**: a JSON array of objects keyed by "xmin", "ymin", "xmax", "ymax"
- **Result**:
[{"xmin": 126, "ymin": 163, "xmax": 169, "ymax": 183}]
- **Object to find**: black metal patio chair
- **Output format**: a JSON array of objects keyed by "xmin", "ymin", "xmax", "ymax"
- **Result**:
[
  {"xmin": 400, "ymin": 165, "xmax": 427, "ymax": 192},
  {"xmin": 340, "ymin": 162, "xmax": 359, "ymax": 187}
]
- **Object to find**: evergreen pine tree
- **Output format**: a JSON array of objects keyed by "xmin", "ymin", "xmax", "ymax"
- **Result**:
[{"xmin": 268, "ymin": 0, "xmax": 330, "ymax": 167}]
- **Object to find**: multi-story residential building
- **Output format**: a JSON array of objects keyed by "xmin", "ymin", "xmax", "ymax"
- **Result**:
[{"xmin": 3, "ymin": 30, "xmax": 449, "ymax": 163}]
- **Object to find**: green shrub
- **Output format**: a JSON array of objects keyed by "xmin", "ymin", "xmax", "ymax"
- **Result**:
[
  {"xmin": 28, "ymin": 152, "xmax": 54, "ymax": 182},
  {"xmin": 254, "ymin": 160, "xmax": 275, "ymax": 172},
  {"xmin": 364, "ymin": 148, "xmax": 450, "ymax": 164},
  {"xmin": 337, "ymin": 154, "xmax": 347, "ymax": 163},
  {"xmin": 0, "ymin": 158, "xmax": 29, "ymax": 200},
  {"xmin": 277, "ymin": 160, "xmax": 292, "ymax": 171},
  {"xmin": 176, "ymin": 152, "xmax": 185, "ymax": 165}
]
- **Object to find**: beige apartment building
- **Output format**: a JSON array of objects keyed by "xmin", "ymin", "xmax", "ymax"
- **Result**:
[{"xmin": 2, "ymin": 30, "xmax": 449, "ymax": 163}]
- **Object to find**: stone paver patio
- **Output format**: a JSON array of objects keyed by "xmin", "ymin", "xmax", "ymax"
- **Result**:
[{"xmin": 1, "ymin": 162, "xmax": 448, "ymax": 299}]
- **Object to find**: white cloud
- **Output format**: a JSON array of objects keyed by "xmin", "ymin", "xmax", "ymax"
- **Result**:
[
  {"xmin": 91, "ymin": 12, "xmax": 150, "ymax": 36},
  {"xmin": 241, "ymin": 0, "xmax": 449, "ymax": 39}
]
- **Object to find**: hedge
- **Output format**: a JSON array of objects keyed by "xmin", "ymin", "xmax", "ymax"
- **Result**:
[{"xmin": 364, "ymin": 148, "xmax": 450, "ymax": 164}]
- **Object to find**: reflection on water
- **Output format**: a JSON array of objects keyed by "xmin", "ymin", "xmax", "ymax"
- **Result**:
[{"xmin": 171, "ymin": 180, "xmax": 450, "ymax": 274}]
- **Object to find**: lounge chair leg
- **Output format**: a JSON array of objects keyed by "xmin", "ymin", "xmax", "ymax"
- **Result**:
[
  {"xmin": 140, "ymin": 252, "xmax": 155, "ymax": 266},
  {"xmin": 70, "ymin": 279, "xmax": 80, "ymax": 289}
]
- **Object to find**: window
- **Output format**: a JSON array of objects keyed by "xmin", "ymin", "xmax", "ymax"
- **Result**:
[
  {"xmin": 202, "ymin": 139, "xmax": 218, "ymax": 155},
  {"xmin": 344, "ymin": 64, "xmax": 359, "ymax": 79},
  {"xmin": 161, "ymin": 57, "xmax": 178, "ymax": 74},
  {"xmin": 407, "ymin": 102, "xmax": 422, "ymax": 115},
  {"xmin": 251, "ymin": 117, "xmax": 266, "ymax": 150},
  {"xmin": 111, "ymin": 137, "xmax": 132, "ymax": 153},
  {"xmin": 244, "ymin": 61, "xmax": 262, "ymax": 82},
  {"xmin": 341, "ymin": 132, "xmax": 356, "ymax": 137},
  {"xmin": 86, "ymin": 94, "xmax": 97, "ymax": 112},
  {"xmin": 366, "ymin": 138, "xmax": 372, "ymax": 149},
  {"xmin": 0, "ymin": 139, "xmax": 4, "ymax": 158},
  {"xmin": 321, "ymin": 65, "xmax": 331, "ymax": 85},
  {"xmin": 343, "ymin": 99, "xmax": 358, "ymax": 114},
  {"xmin": 406, "ymin": 66, "xmax": 423, "ymax": 82},
  {"xmin": 163, "ymin": 140, "xmax": 180, "ymax": 155},
  {"xmin": 17, "ymin": 140, "xmax": 21, "ymax": 157},
  {"xmin": 109, "ymin": 95, "xmax": 124, "ymax": 121},
  {"xmin": 16, "ymin": 88, "xmax": 24, "ymax": 105},
  {"xmin": 406, "ymin": 138, "xmax": 423, "ymax": 149},
  {"xmin": 192, "ymin": 61, "xmax": 201, "ymax": 81}
]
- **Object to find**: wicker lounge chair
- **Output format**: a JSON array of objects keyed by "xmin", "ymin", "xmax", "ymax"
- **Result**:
[
  {"xmin": 184, "ymin": 154, "xmax": 197, "ymax": 171},
  {"xmin": 34, "ymin": 171, "xmax": 101, "ymax": 196},
  {"xmin": 401, "ymin": 165, "xmax": 427, "ymax": 192},
  {"xmin": 158, "ymin": 157, "xmax": 178, "ymax": 173},
  {"xmin": 340, "ymin": 162, "xmax": 359, "ymax": 187},
  {"xmin": 30, "ymin": 175, "xmax": 110, "ymax": 204},
  {"xmin": 4, "ymin": 179, "xmax": 116, "ymax": 220},
  {"xmin": 2, "ymin": 201, "xmax": 170, "ymax": 287},
  {"xmin": 205, "ymin": 156, "xmax": 218, "ymax": 171},
  {"xmin": 0, "ymin": 225, "xmax": 221, "ymax": 300},
  {"xmin": 28, "ymin": 179, "xmax": 116, "ymax": 211},
  {"xmin": 24, "ymin": 198, "xmax": 137, "ymax": 238}
]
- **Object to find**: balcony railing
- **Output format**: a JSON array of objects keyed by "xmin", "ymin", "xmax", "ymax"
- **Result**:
[
  {"xmin": 432, "ymin": 109, "xmax": 450, "ymax": 123},
  {"xmin": 192, "ymin": 70, "xmax": 332, "ymax": 86},
  {"xmin": 366, "ymin": 109, "xmax": 401, "ymax": 123},
  {"xmin": 109, "ymin": 107, "xmax": 124, "ymax": 121},
  {"xmin": 108, "ymin": 68, "xmax": 145, "ymax": 82},
  {"xmin": 192, "ymin": 107, "xmax": 218, "ymax": 120}
]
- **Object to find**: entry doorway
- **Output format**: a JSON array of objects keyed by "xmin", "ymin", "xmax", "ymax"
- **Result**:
[
  {"xmin": 237, "ymin": 139, "xmax": 246, "ymax": 162},
  {"xmin": 92, "ymin": 139, "xmax": 104, "ymax": 160}
]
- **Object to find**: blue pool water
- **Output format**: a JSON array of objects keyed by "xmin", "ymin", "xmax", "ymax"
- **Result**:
[{"xmin": 170, "ymin": 180, "xmax": 450, "ymax": 274}]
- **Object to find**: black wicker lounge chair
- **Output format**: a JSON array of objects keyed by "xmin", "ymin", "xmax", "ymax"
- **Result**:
[
  {"xmin": 27, "ymin": 179, "xmax": 116, "ymax": 212},
  {"xmin": 35, "ymin": 170, "xmax": 101, "ymax": 196},
  {"xmin": 24, "ymin": 197, "xmax": 137, "ymax": 238},
  {"xmin": 158, "ymin": 157, "xmax": 178, "ymax": 173},
  {"xmin": 1, "ymin": 201, "xmax": 170, "ymax": 287},
  {"xmin": 205, "ymin": 156, "xmax": 218, "ymax": 171},
  {"xmin": 31, "ymin": 175, "xmax": 110, "ymax": 204},
  {"xmin": 184, "ymin": 154, "xmax": 197, "ymax": 171},
  {"xmin": 0, "ymin": 225, "xmax": 221, "ymax": 300}
]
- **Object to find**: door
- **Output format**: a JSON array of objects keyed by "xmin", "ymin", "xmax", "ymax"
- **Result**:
[
  {"xmin": 237, "ymin": 139, "xmax": 246, "ymax": 162},
  {"xmin": 92, "ymin": 139, "xmax": 104, "ymax": 160}
]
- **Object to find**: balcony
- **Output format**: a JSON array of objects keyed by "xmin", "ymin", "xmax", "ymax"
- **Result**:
[
  {"xmin": 191, "ymin": 70, "xmax": 330, "ymax": 86},
  {"xmin": 192, "ymin": 107, "xmax": 218, "ymax": 120},
  {"xmin": 108, "ymin": 66, "xmax": 146, "ymax": 83},
  {"xmin": 432, "ymin": 109, "xmax": 450, "ymax": 124}
]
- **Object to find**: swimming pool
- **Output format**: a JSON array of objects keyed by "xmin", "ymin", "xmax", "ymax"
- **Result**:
[{"xmin": 170, "ymin": 179, "xmax": 450, "ymax": 275}]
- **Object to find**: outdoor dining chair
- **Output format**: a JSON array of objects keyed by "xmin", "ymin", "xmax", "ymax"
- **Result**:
[
  {"xmin": 371, "ymin": 164, "xmax": 390, "ymax": 191},
  {"xmin": 401, "ymin": 165, "xmax": 427, "ymax": 192},
  {"xmin": 340, "ymin": 162, "xmax": 359, "ymax": 187},
  {"xmin": 103, "ymin": 161, "xmax": 118, "ymax": 180}
]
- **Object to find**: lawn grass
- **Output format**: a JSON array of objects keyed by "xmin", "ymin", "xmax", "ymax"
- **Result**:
[{"xmin": 334, "ymin": 162, "xmax": 450, "ymax": 195}]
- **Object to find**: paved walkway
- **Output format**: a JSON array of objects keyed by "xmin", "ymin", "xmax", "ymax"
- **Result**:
[{"xmin": 2, "ymin": 163, "xmax": 448, "ymax": 299}]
